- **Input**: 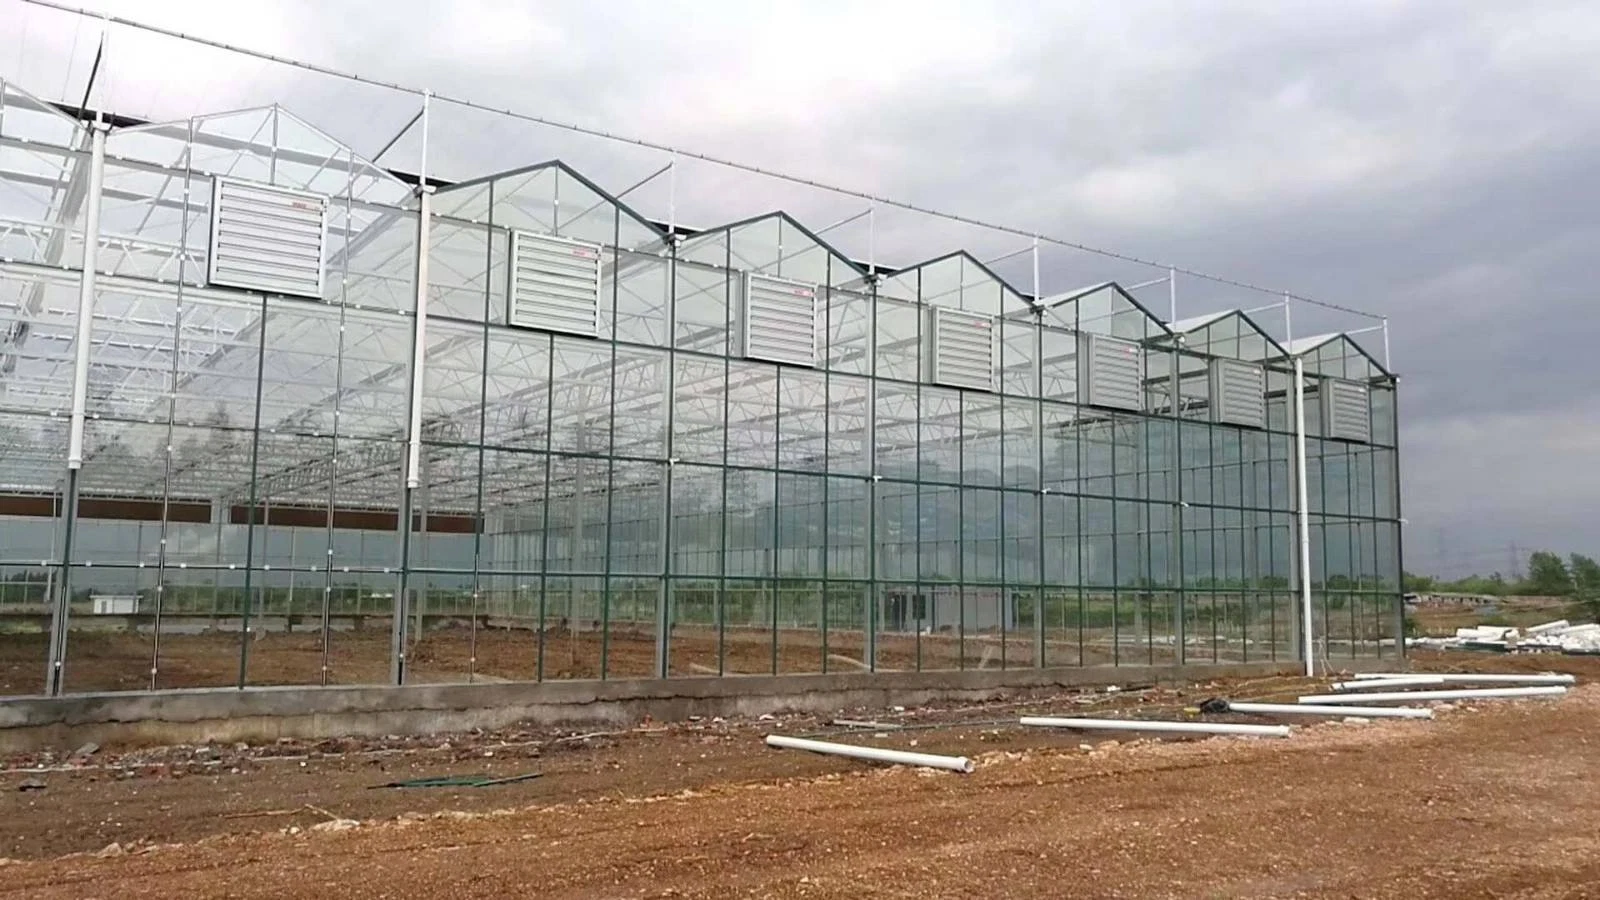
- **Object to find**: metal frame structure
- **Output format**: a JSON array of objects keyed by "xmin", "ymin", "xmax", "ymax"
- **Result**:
[{"xmin": 0, "ymin": 62, "xmax": 1403, "ymax": 696}]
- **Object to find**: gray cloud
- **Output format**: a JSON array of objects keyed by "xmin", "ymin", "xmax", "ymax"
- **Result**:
[{"xmin": 8, "ymin": 0, "xmax": 1597, "ymax": 574}]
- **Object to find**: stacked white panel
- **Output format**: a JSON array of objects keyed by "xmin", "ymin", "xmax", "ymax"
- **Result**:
[
  {"xmin": 929, "ymin": 307, "xmax": 997, "ymax": 391},
  {"xmin": 507, "ymin": 231, "xmax": 602, "ymax": 337},
  {"xmin": 1321, "ymin": 379, "xmax": 1372, "ymax": 442},
  {"xmin": 741, "ymin": 273, "xmax": 818, "ymax": 366},
  {"xmin": 1078, "ymin": 334, "xmax": 1145, "ymax": 411},
  {"xmin": 207, "ymin": 177, "xmax": 328, "ymax": 298},
  {"xmin": 1209, "ymin": 358, "xmax": 1266, "ymax": 428}
]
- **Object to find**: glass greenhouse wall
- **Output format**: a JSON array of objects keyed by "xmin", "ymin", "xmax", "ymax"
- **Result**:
[{"xmin": 0, "ymin": 82, "xmax": 1403, "ymax": 696}]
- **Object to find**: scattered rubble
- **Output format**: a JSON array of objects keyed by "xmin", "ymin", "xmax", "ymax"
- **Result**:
[{"xmin": 1408, "ymin": 619, "xmax": 1600, "ymax": 655}]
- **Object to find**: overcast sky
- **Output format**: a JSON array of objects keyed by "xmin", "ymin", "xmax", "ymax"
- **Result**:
[{"xmin": 6, "ymin": 0, "xmax": 1598, "ymax": 577}]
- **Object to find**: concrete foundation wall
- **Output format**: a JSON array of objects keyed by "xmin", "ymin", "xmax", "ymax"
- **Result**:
[{"xmin": 0, "ymin": 659, "xmax": 1395, "ymax": 753}]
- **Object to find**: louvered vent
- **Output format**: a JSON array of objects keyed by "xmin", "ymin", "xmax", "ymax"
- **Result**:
[
  {"xmin": 1321, "ymin": 379, "xmax": 1371, "ymax": 442},
  {"xmin": 928, "ymin": 307, "xmax": 996, "ymax": 391},
  {"xmin": 741, "ymin": 273, "xmax": 818, "ymax": 366},
  {"xmin": 1209, "ymin": 359, "xmax": 1266, "ymax": 428},
  {"xmin": 207, "ymin": 178, "xmax": 328, "ymax": 298},
  {"xmin": 1078, "ymin": 334, "xmax": 1145, "ymax": 411},
  {"xmin": 507, "ymin": 231, "xmax": 602, "ymax": 337}
]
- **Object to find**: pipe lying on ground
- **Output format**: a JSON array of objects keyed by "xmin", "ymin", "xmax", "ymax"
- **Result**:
[
  {"xmin": 1350, "ymin": 672, "xmax": 1575, "ymax": 686},
  {"xmin": 830, "ymin": 719, "xmax": 903, "ymax": 730},
  {"xmin": 1297, "ymin": 686, "xmax": 1568, "ymax": 705},
  {"xmin": 1332, "ymin": 676, "xmax": 1447, "ymax": 692},
  {"xmin": 1227, "ymin": 701, "xmax": 1433, "ymax": 720},
  {"xmin": 763, "ymin": 734, "xmax": 974, "ymax": 773},
  {"xmin": 1018, "ymin": 717, "xmax": 1290, "ymax": 738}
]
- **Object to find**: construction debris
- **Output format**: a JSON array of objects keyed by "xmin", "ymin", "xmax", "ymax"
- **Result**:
[
  {"xmin": 372, "ymin": 772, "xmax": 543, "ymax": 789},
  {"xmin": 1407, "ymin": 619, "xmax": 1600, "ymax": 655}
]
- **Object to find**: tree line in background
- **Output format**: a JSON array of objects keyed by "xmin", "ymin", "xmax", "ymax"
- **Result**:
[{"xmin": 1405, "ymin": 551, "xmax": 1600, "ymax": 616}]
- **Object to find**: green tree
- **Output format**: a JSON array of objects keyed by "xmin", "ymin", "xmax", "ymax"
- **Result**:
[
  {"xmin": 1402, "ymin": 571, "xmax": 1436, "ymax": 593},
  {"xmin": 1571, "ymin": 554, "xmax": 1600, "ymax": 617},
  {"xmin": 1526, "ymin": 551, "xmax": 1574, "ymax": 596}
]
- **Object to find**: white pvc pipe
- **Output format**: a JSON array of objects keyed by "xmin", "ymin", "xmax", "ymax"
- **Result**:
[
  {"xmin": 764, "ymin": 735, "xmax": 974, "ymax": 773},
  {"xmin": 1298, "ymin": 686, "xmax": 1568, "ymax": 705},
  {"xmin": 1293, "ymin": 356, "xmax": 1314, "ymax": 677},
  {"xmin": 1228, "ymin": 701, "xmax": 1432, "ymax": 720},
  {"xmin": 1019, "ymin": 717, "xmax": 1290, "ymax": 738},
  {"xmin": 1350, "ymin": 672, "xmax": 1575, "ymax": 686},
  {"xmin": 1332, "ymin": 676, "xmax": 1447, "ymax": 691}
]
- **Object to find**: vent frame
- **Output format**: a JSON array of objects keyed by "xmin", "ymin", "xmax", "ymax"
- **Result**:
[
  {"xmin": 927, "ymin": 306, "xmax": 998, "ymax": 392},
  {"xmin": 1321, "ymin": 378, "xmax": 1372, "ymax": 443},
  {"xmin": 740, "ymin": 272, "xmax": 819, "ymax": 367},
  {"xmin": 206, "ymin": 176, "xmax": 329, "ymax": 299},
  {"xmin": 1208, "ymin": 358, "xmax": 1267, "ymax": 428},
  {"xmin": 1078, "ymin": 333, "xmax": 1146, "ymax": 411},
  {"xmin": 506, "ymin": 229, "xmax": 603, "ymax": 338}
]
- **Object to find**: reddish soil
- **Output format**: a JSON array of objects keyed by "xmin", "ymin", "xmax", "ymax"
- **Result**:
[{"xmin": 1, "ymin": 654, "xmax": 1595, "ymax": 898}]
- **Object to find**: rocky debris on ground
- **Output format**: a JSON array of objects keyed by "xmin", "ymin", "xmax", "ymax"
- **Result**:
[
  {"xmin": 0, "ymin": 678, "xmax": 1249, "ymax": 784},
  {"xmin": 1408, "ymin": 619, "xmax": 1600, "ymax": 655}
]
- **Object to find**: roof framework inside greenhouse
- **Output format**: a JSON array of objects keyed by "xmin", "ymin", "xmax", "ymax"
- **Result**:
[{"xmin": 0, "ymin": 78, "xmax": 1392, "ymax": 527}]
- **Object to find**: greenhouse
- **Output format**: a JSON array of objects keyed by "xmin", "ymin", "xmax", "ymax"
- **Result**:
[{"xmin": 0, "ymin": 80, "xmax": 1403, "ymax": 697}]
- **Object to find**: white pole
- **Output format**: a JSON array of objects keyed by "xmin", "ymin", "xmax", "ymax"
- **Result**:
[
  {"xmin": 764, "ymin": 734, "xmax": 973, "ymax": 773},
  {"xmin": 1331, "ymin": 676, "xmax": 1447, "ymax": 691},
  {"xmin": 1297, "ymin": 686, "xmax": 1568, "ymax": 705},
  {"xmin": 1031, "ymin": 236, "xmax": 1040, "ymax": 306},
  {"xmin": 1350, "ymin": 672, "xmax": 1575, "ymax": 686},
  {"xmin": 1167, "ymin": 266, "xmax": 1176, "ymax": 324},
  {"xmin": 867, "ymin": 202, "xmax": 876, "ymax": 276},
  {"xmin": 403, "ymin": 93, "xmax": 430, "ymax": 491},
  {"xmin": 66, "ymin": 123, "xmax": 108, "ymax": 470},
  {"xmin": 1019, "ymin": 717, "xmax": 1290, "ymax": 738},
  {"xmin": 1227, "ymin": 701, "xmax": 1432, "ymax": 720},
  {"xmin": 1294, "ymin": 356, "xmax": 1313, "ymax": 676}
]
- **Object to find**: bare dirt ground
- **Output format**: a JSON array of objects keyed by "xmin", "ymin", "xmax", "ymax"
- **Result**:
[{"xmin": 2, "ymin": 653, "xmax": 1597, "ymax": 898}]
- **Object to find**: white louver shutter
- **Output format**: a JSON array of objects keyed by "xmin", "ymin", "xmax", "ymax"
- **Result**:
[
  {"xmin": 929, "ymin": 307, "xmax": 996, "ymax": 391},
  {"xmin": 207, "ymin": 178, "xmax": 328, "ymax": 298},
  {"xmin": 507, "ymin": 231, "xmax": 602, "ymax": 337},
  {"xmin": 1321, "ymin": 379, "xmax": 1371, "ymax": 442},
  {"xmin": 1209, "ymin": 359, "xmax": 1266, "ymax": 428},
  {"xmin": 1079, "ymin": 334, "xmax": 1145, "ymax": 411},
  {"xmin": 741, "ymin": 273, "xmax": 818, "ymax": 366}
]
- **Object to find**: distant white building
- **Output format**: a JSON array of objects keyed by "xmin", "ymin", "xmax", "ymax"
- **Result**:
[{"xmin": 91, "ymin": 594, "xmax": 139, "ymax": 615}]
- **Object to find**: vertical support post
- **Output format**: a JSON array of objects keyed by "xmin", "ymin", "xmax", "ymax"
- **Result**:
[
  {"xmin": 1030, "ymin": 239, "xmax": 1045, "ymax": 669},
  {"xmin": 391, "ymin": 91, "xmax": 430, "ymax": 685},
  {"xmin": 1167, "ymin": 267, "xmax": 1177, "ymax": 325},
  {"xmin": 864, "ymin": 275, "xmax": 879, "ymax": 671},
  {"xmin": 656, "ymin": 234, "xmax": 678, "ymax": 679},
  {"xmin": 667, "ymin": 153, "xmax": 677, "ymax": 238},
  {"xmin": 1381, "ymin": 317, "xmax": 1391, "ymax": 372},
  {"xmin": 1389, "ymin": 382, "xmax": 1406, "ymax": 659},
  {"xmin": 45, "ymin": 121, "xmax": 107, "ymax": 696},
  {"xmin": 1170, "ymin": 343, "xmax": 1186, "ymax": 665},
  {"xmin": 1294, "ymin": 357, "xmax": 1314, "ymax": 677}
]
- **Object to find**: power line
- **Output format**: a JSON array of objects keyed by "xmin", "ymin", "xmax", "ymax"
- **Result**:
[{"xmin": 14, "ymin": 0, "xmax": 1386, "ymax": 322}]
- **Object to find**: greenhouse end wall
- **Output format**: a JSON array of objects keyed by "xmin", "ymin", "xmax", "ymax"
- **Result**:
[{"xmin": 0, "ymin": 85, "xmax": 1403, "ymax": 697}]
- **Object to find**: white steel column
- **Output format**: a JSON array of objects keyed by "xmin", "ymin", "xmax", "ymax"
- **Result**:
[
  {"xmin": 66, "ymin": 124, "xmax": 107, "ymax": 471},
  {"xmin": 391, "ymin": 92, "xmax": 430, "ymax": 685},
  {"xmin": 45, "ymin": 120, "xmax": 107, "ymax": 696},
  {"xmin": 1294, "ymin": 356, "xmax": 1314, "ymax": 677},
  {"xmin": 1167, "ymin": 267, "xmax": 1176, "ymax": 325}
]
